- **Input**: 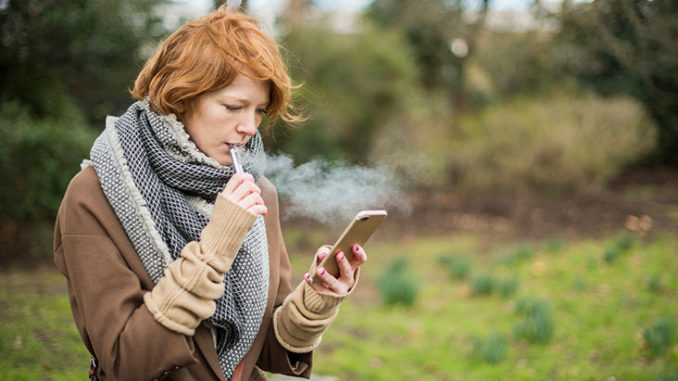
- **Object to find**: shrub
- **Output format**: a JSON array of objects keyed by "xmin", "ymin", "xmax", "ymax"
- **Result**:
[
  {"xmin": 473, "ymin": 331, "xmax": 508, "ymax": 364},
  {"xmin": 471, "ymin": 273, "xmax": 495, "ymax": 296},
  {"xmin": 0, "ymin": 100, "xmax": 95, "ymax": 224},
  {"xmin": 378, "ymin": 258, "xmax": 419, "ymax": 306},
  {"xmin": 643, "ymin": 317, "xmax": 677, "ymax": 357},
  {"xmin": 441, "ymin": 256, "xmax": 471, "ymax": 280},
  {"xmin": 603, "ymin": 248, "xmax": 620, "ymax": 264},
  {"xmin": 0, "ymin": 100, "xmax": 96, "ymax": 263},
  {"xmin": 647, "ymin": 275, "xmax": 663, "ymax": 294},
  {"xmin": 496, "ymin": 277, "xmax": 519, "ymax": 298},
  {"xmin": 514, "ymin": 298, "xmax": 555, "ymax": 344},
  {"xmin": 448, "ymin": 92, "xmax": 656, "ymax": 194},
  {"xmin": 613, "ymin": 235, "xmax": 635, "ymax": 252}
]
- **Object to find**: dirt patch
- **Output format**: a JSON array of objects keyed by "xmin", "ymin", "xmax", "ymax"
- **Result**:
[{"xmin": 377, "ymin": 167, "xmax": 678, "ymax": 242}]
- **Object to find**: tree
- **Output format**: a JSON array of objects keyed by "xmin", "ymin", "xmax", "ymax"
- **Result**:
[
  {"xmin": 366, "ymin": 0, "xmax": 491, "ymax": 107},
  {"xmin": 0, "ymin": 0, "xmax": 168, "ymax": 123},
  {"xmin": 556, "ymin": 0, "xmax": 678, "ymax": 164}
]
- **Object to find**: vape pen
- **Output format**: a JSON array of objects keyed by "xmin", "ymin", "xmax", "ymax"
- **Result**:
[{"xmin": 229, "ymin": 144, "xmax": 244, "ymax": 173}]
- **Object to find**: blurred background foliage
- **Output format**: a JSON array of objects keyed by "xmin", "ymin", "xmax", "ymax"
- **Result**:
[{"xmin": 1, "ymin": 0, "xmax": 677, "ymax": 262}]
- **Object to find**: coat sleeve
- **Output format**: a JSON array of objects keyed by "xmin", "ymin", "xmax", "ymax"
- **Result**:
[
  {"xmin": 53, "ymin": 169, "xmax": 203, "ymax": 380},
  {"xmin": 253, "ymin": 177, "xmax": 313, "ymax": 378}
]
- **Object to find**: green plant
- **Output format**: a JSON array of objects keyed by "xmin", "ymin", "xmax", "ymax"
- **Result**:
[
  {"xmin": 449, "ymin": 92, "xmax": 655, "ymax": 194},
  {"xmin": 643, "ymin": 317, "xmax": 676, "ymax": 357},
  {"xmin": 647, "ymin": 275, "xmax": 663, "ymax": 294},
  {"xmin": 614, "ymin": 235, "xmax": 635, "ymax": 252},
  {"xmin": 496, "ymin": 277, "xmax": 519, "ymax": 298},
  {"xmin": 514, "ymin": 298, "xmax": 555, "ymax": 344},
  {"xmin": 655, "ymin": 368, "xmax": 678, "ymax": 381},
  {"xmin": 473, "ymin": 331, "xmax": 508, "ymax": 364},
  {"xmin": 377, "ymin": 258, "xmax": 419, "ymax": 306},
  {"xmin": 603, "ymin": 248, "xmax": 620, "ymax": 264},
  {"xmin": 471, "ymin": 273, "xmax": 496, "ymax": 296},
  {"xmin": 514, "ymin": 243, "xmax": 535, "ymax": 261},
  {"xmin": 445, "ymin": 256, "xmax": 472, "ymax": 280}
]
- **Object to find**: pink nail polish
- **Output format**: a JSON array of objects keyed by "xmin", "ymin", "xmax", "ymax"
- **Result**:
[
  {"xmin": 320, "ymin": 268, "xmax": 326, "ymax": 276},
  {"xmin": 338, "ymin": 252, "xmax": 344, "ymax": 260}
]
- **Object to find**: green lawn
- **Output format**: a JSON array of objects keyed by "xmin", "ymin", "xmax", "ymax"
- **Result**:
[{"xmin": 1, "ymin": 232, "xmax": 676, "ymax": 380}]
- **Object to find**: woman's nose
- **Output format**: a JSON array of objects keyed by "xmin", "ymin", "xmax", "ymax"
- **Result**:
[{"xmin": 236, "ymin": 111, "xmax": 258, "ymax": 136}]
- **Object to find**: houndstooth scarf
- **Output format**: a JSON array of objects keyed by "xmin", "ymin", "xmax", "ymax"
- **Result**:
[{"xmin": 84, "ymin": 100, "xmax": 269, "ymax": 380}]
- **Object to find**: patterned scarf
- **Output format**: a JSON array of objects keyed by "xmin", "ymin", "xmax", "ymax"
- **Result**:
[{"xmin": 85, "ymin": 100, "xmax": 269, "ymax": 379}]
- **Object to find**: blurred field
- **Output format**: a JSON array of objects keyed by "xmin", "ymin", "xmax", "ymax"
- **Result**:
[
  {"xmin": 1, "ymin": 168, "xmax": 677, "ymax": 380},
  {"xmin": 0, "ymin": 232, "xmax": 676, "ymax": 380}
]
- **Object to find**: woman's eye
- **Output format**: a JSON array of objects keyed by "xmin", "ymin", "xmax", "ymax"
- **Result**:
[
  {"xmin": 225, "ymin": 105, "xmax": 242, "ymax": 111},
  {"xmin": 256, "ymin": 108, "xmax": 267, "ymax": 115}
]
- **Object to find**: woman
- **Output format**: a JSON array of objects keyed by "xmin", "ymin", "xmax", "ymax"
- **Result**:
[{"xmin": 54, "ymin": 6, "xmax": 365, "ymax": 381}]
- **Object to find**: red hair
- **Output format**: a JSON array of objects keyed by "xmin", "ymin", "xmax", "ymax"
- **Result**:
[{"xmin": 132, "ymin": 6, "xmax": 299, "ymax": 123}]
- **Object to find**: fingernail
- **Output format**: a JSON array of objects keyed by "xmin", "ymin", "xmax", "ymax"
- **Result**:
[
  {"xmin": 319, "ymin": 268, "xmax": 326, "ymax": 276},
  {"xmin": 337, "ymin": 252, "xmax": 344, "ymax": 260},
  {"xmin": 304, "ymin": 273, "xmax": 312, "ymax": 282},
  {"xmin": 354, "ymin": 245, "xmax": 361, "ymax": 252}
]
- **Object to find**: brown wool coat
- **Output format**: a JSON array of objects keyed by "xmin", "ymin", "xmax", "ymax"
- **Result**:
[{"xmin": 54, "ymin": 166, "xmax": 313, "ymax": 380}]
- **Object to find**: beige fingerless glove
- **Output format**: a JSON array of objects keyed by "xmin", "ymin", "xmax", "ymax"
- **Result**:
[
  {"xmin": 273, "ymin": 270, "xmax": 360, "ymax": 353},
  {"xmin": 144, "ymin": 195, "xmax": 257, "ymax": 335}
]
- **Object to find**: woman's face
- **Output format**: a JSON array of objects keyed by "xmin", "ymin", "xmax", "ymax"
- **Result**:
[{"xmin": 182, "ymin": 73, "xmax": 270, "ymax": 166}]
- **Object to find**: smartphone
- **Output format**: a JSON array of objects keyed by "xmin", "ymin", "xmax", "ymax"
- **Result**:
[{"xmin": 312, "ymin": 210, "xmax": 387, "ymax": 283}]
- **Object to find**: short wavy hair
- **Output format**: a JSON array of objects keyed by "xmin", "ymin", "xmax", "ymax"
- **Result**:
[{"xmin": 132, "ymin": 6, "xmax": 299, "ymax": 124}]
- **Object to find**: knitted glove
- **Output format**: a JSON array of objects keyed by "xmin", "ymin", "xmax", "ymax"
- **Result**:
[
  {"xmin": 144, "ymin": 195, "xmax": 256, "ymax": 335},
  {"xmin": 273, "ymin": 269, "xmax": 360, "ymax": 353}
]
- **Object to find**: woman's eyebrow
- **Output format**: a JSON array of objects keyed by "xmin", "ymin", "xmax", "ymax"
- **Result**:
[{"xmin": 222, "ymin": 96, "xmax": 268, "ymax": 108}]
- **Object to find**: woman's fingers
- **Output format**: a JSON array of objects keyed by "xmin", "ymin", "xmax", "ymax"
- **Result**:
[
  {"xmin": 349, "ymin": 245, "xmax": 367, "ymax": 269},
  {"xmin": 305, "ymin": 245, "xmax": 368, "ymax": 296},
  {"xmin": 222, "ymin": 173, "xmax": 254, "ymax": 195},
  {"xmin": 228, "ymin": 179, "xmax": 261, "ymax": 203},
  {"xmin": 240, "ymin": 192, "xmax": 267, "ymax": 215},
  {"xmin": 335, "ymin": 251, "xmax": 354, "ymax": 282},
  {"xmin": 220, "ymin": 173, "xmax": 266, "ymax": 216},
  {"xmin": 315, "ymin": 245, "xmax": 331, "ymax": 265},
  {"xmin": 312, "ymin": 267, "xmax": 343, "ymax": 294}
]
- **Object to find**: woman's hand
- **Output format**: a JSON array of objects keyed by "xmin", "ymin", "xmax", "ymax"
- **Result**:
[
  {"xmin": 305, "ymin": 244, "xmax": 367, "ymax": 297},
  {"xmin": 220, "ymin": 173, "xmax": 267, "ymax": 216}
]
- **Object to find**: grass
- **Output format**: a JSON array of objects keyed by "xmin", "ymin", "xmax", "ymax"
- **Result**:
[
  {"xmin": 1, "ymin": 232, "xmax": 677, "ymax": 380},
  {"xmin": 0, "ymin": 269, "xmax": 89, "ymax": 380}
]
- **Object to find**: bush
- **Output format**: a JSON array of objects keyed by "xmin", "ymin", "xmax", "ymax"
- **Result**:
[
  {"xmin": 603, "ymin": 248, "xmax": 620, "ymax": 264},
  {"xmin": 613, "ymin": 235, "xmax": 635, "ymax": 252},
  {"xmin": 514, "ymin": 298, "xmax": 556, "ymax": 344},
  {"xmin": 0, "ymin": 100, "xmax": 96, "ymax": 263},
  {"xmin": 439, "ymin": 256, "xmax": 472, "ymax": 280},
  {"xmin": 643, "ymin": 317, "xmax": 676, "ymax": 358},
  {"xmin": 471, "ymin": 274, "xmax": 518, "ymax": 298},
  {"xmin": 0, "ymin": 100, "xmax": 96, "ymax": 224},
  {"xmin": 496, "ymin": 277, "xmax": 519, "ymax": 298},
  {"xmin": 271, "ymin": 24, "xmax": 419, "ymax": 164},
  {"xmin": 378, "ymin": 258, "xmax": 419, "ymax": 306},
  {"xmin": 647, "ymin": 275, "xmax": 663, "ymax": 294},
  {"xmin": 471, "ymin": 273, "xmax": 495, "ymax": 296},
  {"xmin": 447, "ymin": 91, "xmax": 656, "ymax": 194},
  {"xmin": 473, "ymin": 331, "xmax": 508, "ymax": 364}
]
